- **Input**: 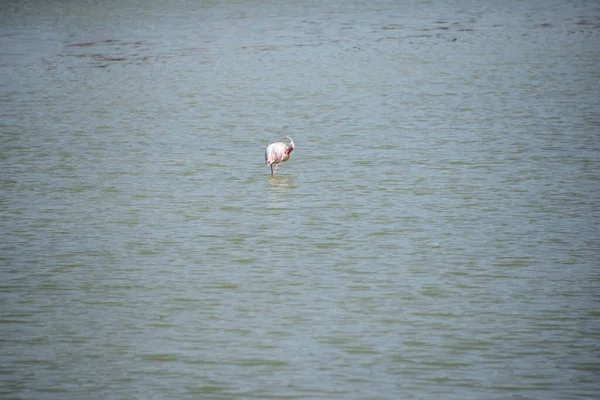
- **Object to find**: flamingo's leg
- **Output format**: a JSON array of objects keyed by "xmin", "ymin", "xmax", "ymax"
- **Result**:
[
  {"xmin": 273, "ymin": 164, "xmax": 278, "ymax": 175},
  {"xmin": 270, "ymin": 164, "xmax": 274, "ymax": 175}
]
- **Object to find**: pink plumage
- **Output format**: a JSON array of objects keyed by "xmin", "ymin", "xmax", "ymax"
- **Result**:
[{"xmin": 264, "ymin": 136, "xmax": 295, "ymax": 176}]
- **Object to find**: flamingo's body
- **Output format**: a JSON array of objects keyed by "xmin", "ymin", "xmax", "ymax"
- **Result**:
[{"xmin": 265, "ymin": 136, "xmax": 295, "ymax": 175}]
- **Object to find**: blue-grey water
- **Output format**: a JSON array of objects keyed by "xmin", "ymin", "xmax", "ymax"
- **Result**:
[{"xmin": 1, "ymin": 0, "xmax": 599, "ymax": 398}]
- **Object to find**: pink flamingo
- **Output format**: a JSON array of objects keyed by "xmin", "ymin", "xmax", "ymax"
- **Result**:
[{"xmin": 264, "ymin": 136, "xmax": 295, "ymax": 175}]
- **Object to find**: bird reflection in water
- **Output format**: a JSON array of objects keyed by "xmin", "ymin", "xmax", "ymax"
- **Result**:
[{"xmin": 266, "ymin": 174, "xmax": 294, "ymax": 208}]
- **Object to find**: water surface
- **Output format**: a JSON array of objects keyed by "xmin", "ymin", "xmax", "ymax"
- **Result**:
[{"xmin": 1, "ymin": 0, "xmax": 599, "ymax": 398}]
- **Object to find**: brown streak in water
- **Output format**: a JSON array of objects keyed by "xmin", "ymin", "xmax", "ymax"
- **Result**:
[{"xmin": 67, "ymin": 39, "xmax": 120, "ymax": 47}]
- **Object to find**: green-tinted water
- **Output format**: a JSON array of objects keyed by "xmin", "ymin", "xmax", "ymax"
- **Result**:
[{"xmin": 2, "ymin": 0, "xmax": 599, "ymax": 398}]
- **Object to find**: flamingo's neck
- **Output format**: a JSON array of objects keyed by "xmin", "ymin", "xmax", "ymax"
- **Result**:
[{"xmin": 285, "ymin": 147, "xmax": 294, "ymax": 155}]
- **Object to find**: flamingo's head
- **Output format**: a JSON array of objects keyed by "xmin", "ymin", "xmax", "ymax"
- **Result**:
[{"xmin": 283, "ymin": 136, "xmax": 294, "ymax": 154}]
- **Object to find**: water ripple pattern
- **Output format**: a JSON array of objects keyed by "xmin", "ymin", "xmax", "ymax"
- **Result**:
[{"xmin": 1, "ymin": 0, "xmax": 599, "ymax": 399}]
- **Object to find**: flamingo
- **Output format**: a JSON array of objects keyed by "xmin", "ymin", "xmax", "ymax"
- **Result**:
[{"xmin": 265, "ymin": 136, "xmax": 295, "ymax": 176}]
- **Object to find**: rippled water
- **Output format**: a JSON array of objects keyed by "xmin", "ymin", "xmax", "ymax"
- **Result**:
[{"xmin": 1, "ymin": 0, "xmax": 600, "ymax": 398}]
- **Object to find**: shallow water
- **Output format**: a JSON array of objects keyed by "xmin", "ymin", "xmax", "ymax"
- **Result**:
[{"xmin": 1, "ymin": 0, "xmax": 600, "ymax": 398}]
